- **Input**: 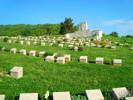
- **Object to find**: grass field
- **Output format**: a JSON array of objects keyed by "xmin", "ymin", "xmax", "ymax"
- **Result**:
[{"xmin": 0, "ymin": 38, "xmax": 133, "ymax": 99}]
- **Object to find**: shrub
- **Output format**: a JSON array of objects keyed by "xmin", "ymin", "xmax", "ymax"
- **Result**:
[
  {"xmin": 4, "ymin": 47, "xmax": 10, "ymax": 52},
  {"xmin": 78, "ymin": 46, "xmax": 83, "ymax": 51},
  {"xmin": 0, "ymin": 45, "xmax": 3, "ymax": 50},
  {"xmin": 3, "ymin": 37, "xmax": 9, "ymax": 42}
]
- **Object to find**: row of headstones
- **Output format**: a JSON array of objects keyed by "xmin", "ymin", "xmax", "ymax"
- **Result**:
[
  {"xmin": 7, "ymin": 39, "xmax": 82, "ymax": 51},
  {"xmin": 5, "ymin": 38, "xmax": 133, "ymax": 52},
  {"xmin": 5, "ymin": 38, "xmax": 114, "ymax": 49},
  {"xmin": 79, "ymin": 56, "xmax": 122, "ymax": 66},
  {"xmin": 1, "ymin": 47, "xmax": 71, "ymax": 64},
  {"xmin": 3, "ymin": 47, "xmax": 46, "ymax": 57},
  {"xmin": 0, "ymin": 87, "xmax": 132, "ymax": 100},
  {"xmin": 1, "ymin": 35, "xmax": 131, "ymax": 47},
  {"xmin": 2, "ymin": 47, "xmax": 123, "ymax": 65},
  {"xmin": 45, "ymin": 55, "xmax": 122, "ymax": 66},
  {"xmin": 6, "ymin": 39, "xmax": 111, "ymax": 48}
]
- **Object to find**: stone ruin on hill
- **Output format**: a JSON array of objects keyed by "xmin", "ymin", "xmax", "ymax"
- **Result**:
[{"xmin": 65, "ymin": 22, "xmax": 103, "ymax": 40}]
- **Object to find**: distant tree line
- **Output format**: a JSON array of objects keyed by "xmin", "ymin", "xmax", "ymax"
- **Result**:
[
  {"xmin": 0, "ymin": 17, "xmax": 78, "ymax": 36},
  {"xmin": 108, "ymin": 32, "xmax": 133, "ymax": 38},
  {"xmin": 0, "ymin": 24, "xmax": 60, "ymax": 36}
]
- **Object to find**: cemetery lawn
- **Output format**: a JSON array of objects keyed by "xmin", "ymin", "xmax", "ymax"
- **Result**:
[{"xmin": 0, "ymin": 41, "xmax": 133, "ymax": 99}]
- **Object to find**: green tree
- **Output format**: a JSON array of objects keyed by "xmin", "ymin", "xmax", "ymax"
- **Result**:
[
  {"xmin": 109, "ymin": 32, "xmax": 119, "ymax": 37},
  {"xmin": 125, "ymin": 35, "xmax": 133, "ymax": 38},
  {"xmin": 0, "ymin": 24, "xmax": 60, "ymax": 36},
  {"xmin": 60, "ymin": 17, "xmax": 76, "ymax": 34}
]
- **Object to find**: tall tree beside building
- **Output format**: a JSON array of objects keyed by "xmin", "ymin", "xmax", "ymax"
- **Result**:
[
  {"xmin": 60, "ymin": 17, "xmax": 76, "ymax": 34},
  {"xmin": 109, "ymin": 32, "xmax": 119, "ymax": 37}
]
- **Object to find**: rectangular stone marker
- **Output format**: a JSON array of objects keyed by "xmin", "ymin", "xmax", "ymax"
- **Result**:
[
  {"xmin": 45, "ymin": 56, "xmax": 55, "ymax": 62},
  {"xmin": 33, "ymin": 41, "xmax": 38, "ymax": 45},
  {"xmin": 49, "ymin": 43, "xmax": 53, "ymax": 46},
  {"xmin": 58, "ymin": 44, "xmax": 64, "ymax": 48},
  {"xmin": 64, "ymin": 54, "xmax": 71, "ymax": 62},
  {"xmin": 19, "ymin": 93, "xmax": 38, "ymax": 100},
  {"xmin": 41, "ymin": 42, "xmax": 45, "ymax": 46},
  {"xmin": 0, "ymin": 95, "xmax": 5, "ymax": 100},
  {"xmin": 113, "ymin": 87, "xmax": 129, "ymax": 100},
  {"xmin": 10, "ymin": 66, "xmax": 23, "ymax": 79},
  {"xmin": 74, "ymin": 46, "xmax": 78, "ymax": 51},
  {"xmin": 1, "ymin": 47, "xmax": 5, "ymax": 51},
  {"xmin": 53, "ymin": 91, "xmax": 71, "ymax": 100},
  {"xmin": 19, "ymin": 49, "xmax": 27, "ymax": 55},
  {"xmin": 86, "ymin": 89, "xmax": 104, "ymax": 100},
  {"xmin": 20, "ymin": 41, "xmax": 24, "ymax": 45},
  {"xmin": 29, "ymin": 50, "xmax": 36, "ymax": 56},
  {"xmin": 8, "ymin": 40, "xmax": 12, "ymax": 44},
  {"xmin": 80, "ymin": 56, "xmax": 88, "ymax": 63},
  {"xmin": 10, "ymin": 48, "xmax": 17, "ymax": 54},
  {"xmin": 26, "ymin": 41, "xmax": 31, "ymax": 45},
  {"xmin": 56, "ymin": 57, "xmax": 65, "ymax": 64},
  {"xmin": 68, "ymin": 45, "xmax": 74, "ymax": 49},
  {"xmin": 39, "ymin": 51, "xmax": 45, "ymax": 57},
  {"xmin": 113, "ymin": 59, "xmax": 122, "ymax": 66},
  {"xmin": 111, "ymin": 46, "xmax": 116, "ymax": 49},
  {"xmin": 130, "ymin": 46, "xmax": 133, "ymax": 50},
  {"xmin": 96, "ymin": 57, "xmax": 104, "ymax": 64},
  {"xmin": 126, "ymin": 97, "xmax": 133, "ymax": 100}
]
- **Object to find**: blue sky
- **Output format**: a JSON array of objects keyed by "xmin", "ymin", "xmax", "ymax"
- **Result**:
[{"xmin": 0, "ymin": 0, "xmax": 133, "ymax": 35}]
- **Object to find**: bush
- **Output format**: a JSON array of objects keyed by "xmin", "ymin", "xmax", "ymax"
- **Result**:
[
  {"xmin": 44, "ymin": 52, "xmax": 53, "ymax": 57},
  {"xmin": 104, "ymin": 60, "xmax": 112, "ymax": 65},
  {"xmin": 0, "ymin": 45, "xmax": 3, "ymax": 51},
  {"xmin": 4, "ymin": 47, "xmax": 10, "ymax": 52},
  {"xmin": 3, "ymin": 37, "xmax": 9, "ymax": 42},
  {"xmin": 78, "ymin": 46, "xmax": 83, "ymax": 51},
  {"xmin": 71, "ymin": 95, "xmax": 87, "ymax": 100}
]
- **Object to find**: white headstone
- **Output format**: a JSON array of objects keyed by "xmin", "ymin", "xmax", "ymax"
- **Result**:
[
  {"xmin": 26, "ymin": 41, "xmax": 31, "ymax": 45},
  {"xmin": 113, "ymin": 59, "xmax": 122, "ymax": 66},
  {"xmin": 111, "ymin": 46, "xmax": 116, "ymax": 49},
  {"xmin": 64, "ymin": 54, "xmax": 71, "ymax": 62},
  {"xmin": 20, "ymin": 41, "xmax": 24, "ymax": 45},
  {"xmin": 19, "ymin": 49, "xmax": 27, "ymax": 55},
  {"xmin": 113, "ymin": 87, "xmax": 129, "ymax": 100},
  {"xmin": 29, "ymin": 50, "xmax": 36, "ymax": 56},
  {"xmin": 19, "ymin": 93, "xmax": 38, "ymax": 100},
  {"xmin": 86, "ymin": 89, "xmax": 104, "ymax": 100},
  {"xmin": 130, "ymin": 46, "xmax": 133, "ymax": 50},
  {"xmin": 8, "ymin": 40, "xmax": 12, "ymax": 44},
  {"xmin": 74, "ymin": 46, "xmax": 78, "ymax": 51},
  {"xmin": 41, "ymin": 42, "xmax": 45, "ymax": 46},
  {"xmin": 58, "ymin": 44, "xmax": 64, "ymax": 48},
  {"xmin": 10, "ymin": 66, "xmax": 23, "ymax": 79},
  {"xmin": 56, "ymin": 57, "xmax": 65, "ymax": 64},
  {"xmin": 53, "ymin": 92, "xmax": 71, "ymax": 100},
  {"xmin": 10, "ymin": 48, "xmax": 17, "ymax": 54},
  {"xmin": 39, "ymin": 51, "xmax": 45, "ymax": 57},
  {"xmin": 0, "ymin": 95, "xmax": 5, "ymax": 100},
  {"xmin": 80, "ymin": 56, "xmax": 88, "ymax": 63},
  {"xmin": 45, "ymin": 56, "xmax": 55, "ymax": 62},
  {"xmin": 96, "ymin": 57, "xmax": 104, "ymax": 64}
]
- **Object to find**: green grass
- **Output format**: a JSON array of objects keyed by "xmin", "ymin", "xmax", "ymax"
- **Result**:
[{"xmin": 0, "ymin": 39, "xmax": 133, "ymax": 99}]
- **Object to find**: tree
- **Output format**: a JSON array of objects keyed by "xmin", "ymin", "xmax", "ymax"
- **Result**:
[
  {"xmin": 125, "ymin": 35, "xmax": 133, "ymax": 38},
  {"xmin": 0, "ymin": 24, "xmax": 60, "ymax": 36},
  {"xmin": 109, "ymin": 32, "xmax": 119, "ymax": 37},
  {"xmin": 60, "ymin": 17, "xmax": 76, "ymax": 34}
]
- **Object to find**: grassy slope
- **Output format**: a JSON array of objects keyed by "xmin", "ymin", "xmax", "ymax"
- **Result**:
[{"xmin": 0, "ymin": 40, "xmax": 133, "ymax": 99}]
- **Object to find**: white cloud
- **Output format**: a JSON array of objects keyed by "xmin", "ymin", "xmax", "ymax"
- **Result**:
[
  {"xmin": 102, "ymin": 19, "xmax": 133, "ymax": 35},
  {"xmin": 103, "ymin": 19, "xmax": 133, "ymax": 26}
]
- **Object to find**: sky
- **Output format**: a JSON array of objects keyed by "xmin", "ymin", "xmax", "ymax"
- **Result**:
[{"xmin": 0, "ymin": 0, "xmax": 133, "ymax": 35}]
